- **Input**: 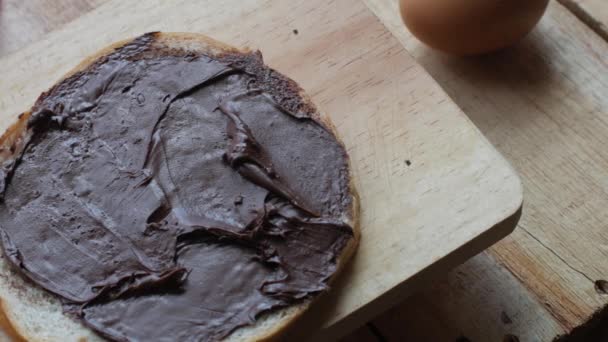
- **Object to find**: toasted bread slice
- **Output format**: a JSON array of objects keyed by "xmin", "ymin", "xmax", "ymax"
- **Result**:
[{"xmin": 0, "ymin": 32, "xmax": 360, "ymax": 342}]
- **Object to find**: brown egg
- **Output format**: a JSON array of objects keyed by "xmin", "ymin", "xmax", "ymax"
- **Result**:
[{"xmin": 400, "ymin": 0, "xmax": 549, "ymax": 55}]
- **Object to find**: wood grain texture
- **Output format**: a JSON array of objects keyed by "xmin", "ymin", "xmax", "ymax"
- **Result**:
[
  {"xmin": 0, "ymin": 0, "xmax": 105, "ymax": 56},
  {"xmin": 558, "ymin": 0, "xmax": 608, "ymax": 40},
  {"xmin": 0, "ymin": 0, "xmax": 522, "ymax": 340},
  {"xmin": 373, "ymin": 251, "xmax": 565, "ymax": 341},
  {"xmin": 365, "ymin": 0, "xmax": 608, "ymax": 339}
]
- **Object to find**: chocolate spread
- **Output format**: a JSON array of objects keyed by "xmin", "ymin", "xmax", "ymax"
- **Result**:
[{"xmin": 0, "ymin": 33, "xmax": 354, "ymax": 341}]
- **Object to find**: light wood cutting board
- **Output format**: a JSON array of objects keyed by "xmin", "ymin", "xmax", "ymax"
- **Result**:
[{"xmin": 0, "ymin": 0, "xmax": 523, "ymax": 339}]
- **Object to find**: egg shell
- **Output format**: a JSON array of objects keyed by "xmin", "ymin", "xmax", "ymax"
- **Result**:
[{"xmin": 400, "ymin": 0, "xmax": 549, "ymax": 55}]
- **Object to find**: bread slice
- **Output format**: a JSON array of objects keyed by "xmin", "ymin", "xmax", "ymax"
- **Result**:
[{"xmin": 0, "ymin": 32, "xmax": 360, "ymax": 342}]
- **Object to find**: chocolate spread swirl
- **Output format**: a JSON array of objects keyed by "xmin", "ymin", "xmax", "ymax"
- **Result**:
[{"xmin": 0, "ymin": 33, "xmax": 354, "ymax": 341}]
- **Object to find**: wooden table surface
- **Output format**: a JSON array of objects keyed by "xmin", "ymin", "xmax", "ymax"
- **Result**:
[{"xmin": 1, "ymin": 0, "xmax": 607, "ymax": 341}]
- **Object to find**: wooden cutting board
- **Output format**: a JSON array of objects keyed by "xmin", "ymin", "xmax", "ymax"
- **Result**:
[{"xmin": 0, "ymin": 0, "xmax": 522, "ymax": 339}]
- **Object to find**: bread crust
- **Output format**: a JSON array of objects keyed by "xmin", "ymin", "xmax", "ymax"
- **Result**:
[{"xmin": 0, "ymin": 32, "xmax": 360, "ymax": 342}]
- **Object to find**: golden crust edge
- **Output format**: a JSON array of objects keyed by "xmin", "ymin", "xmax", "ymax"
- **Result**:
[
  {"xmin": 0, "ymin": 32, "xmax": 361, "ymax": 342},
  {"xmin": 0, "ymin": 299, "xmax": 27, "ymax": 342}
]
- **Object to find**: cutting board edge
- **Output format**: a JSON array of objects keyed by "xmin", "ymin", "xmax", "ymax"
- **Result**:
[{"xmin": 312, "ymin": 198, "xmax": 523, "ymax": 341}]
